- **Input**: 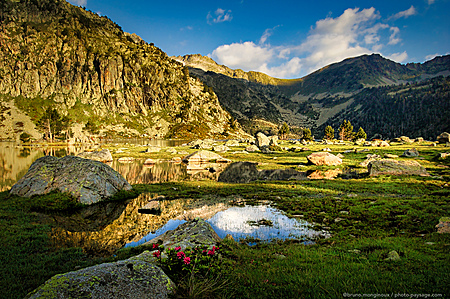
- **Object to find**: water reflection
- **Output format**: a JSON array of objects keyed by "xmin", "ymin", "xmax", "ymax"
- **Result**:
[
  {"xmin": 126, "ymin": 204, "xmax": 330, "ymax": 248},
  {"xmin": 49, "ymin": 193, "xmax": 231, "ymax": 255}
]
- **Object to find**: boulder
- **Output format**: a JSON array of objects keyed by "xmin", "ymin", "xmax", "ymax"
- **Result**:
[
  {"xmin": 391, "ymin": 136, "xmax": 413, "ymax": 143},
  {"xmin": 415, "ymin": 137, "xmax": 424, "ymax": 143},
  {"xmin": 118, "ymin": 157, "xmax": 134, "ymax": 163},
  {"xmin": 269, "ymin": 135, "xmax": 279, "ymax": 146},
  {"xmin": 213, "ymin": 145, "xmax": 230, "ymax": 153},
  {"xmin": 217, "ymin": 162, "xmax": 260, "ymax": 183},
  {"xmin": 225, "ymin": 140, "xmax": 240, "ymax": 147},
  {"xmin": 10, "ymin": 155, "xmax": 132, "ymax": 205},
  {"xmin": 307, "ymin": 152, "xmax": 342, "ymax": 166},
  {"xmin": 182, "ymin": 150, "xmax": 231, "ymax": 163},
  {"xmin": 437, "ymin": 132, "xmax": 450, "ymax": 144},
  {"xmin": 436, "ymin": 217, "xmax": 450, "ymax": 234},
  {"xmin": 145, "ymin": 146, "xmax": 161, "ymax": 153},
  {"xmin": 368, "ymin": 159, "xmax": 429, "ymax": 176},
  {"xmin": 245, "ymin": 145, "xmax": 260, "ymax": 152},
  {"xmin": 256, "ymin": 132, "xmax": 270, "ymax": 148},
  {"xmin": 437, "ymin": 152, "xmax": 450, "ymax": 160},
  {"xmin": 77, "ymin": 149, "xmax": 113, "ymax": 162},
  {"xmin": 402, "ymin": 148, "xmax": 419, "ymax": 157},
  {"xmin": 26, "ymin": 258, "xmax": 175, "ymax": 299},
  {"xmin": 384, "ymin": 154, "xmax": 398, "ymax": 159},
  {"xmin": 218, "ymin": 162, "xmax": 307, "ymax": 183},
  {"xmin": 143, "ymin": 218, "xmax": 221, "ymax": 250},
  {"xmin": 144, "ymin": 158, "xmax": 156, "ymax": 165}
]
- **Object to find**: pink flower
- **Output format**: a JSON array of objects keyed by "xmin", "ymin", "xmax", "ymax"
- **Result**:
[
  {"xmin": 183, "ymin": 257, "xmax": 191, "ymax": 265},
  {"xmin": 207, "ymin": 250, "xmax": 214, "ymax": 256},
  {"xmin": 213, "ymin": 246, "xmax": 219, "ymax": 251},
  {"xmin": 175, "ymin": 246, "xmax": 181, "ymax": 251},
  {"xmin": 152, "ymin": 243, "xmax": 159, "ymax": 249},
  {"xmin": 202, "ymin": 249, "xmax": 207, "ymax": 253},
  {"xmin": 177, "ymin": 251, "xmax": 185, "ymax": 259},
  {"xmin": 152, "ymin": 250, "xmax": 161, "ymax": 258}
]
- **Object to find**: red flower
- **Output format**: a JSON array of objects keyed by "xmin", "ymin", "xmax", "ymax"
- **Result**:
[
  {"xmin": 177, "ymin": 251, "xmax": 185, "ymax": 259},
  {"xmin": 152, "ymin": 250, "xmax": 161, "ymax": 258},
  {"xmin": 175, "ymin": 246, "xmax": 181, "ymax": 251},
  {"xmin": 152, "ymin": 243, "xmax": 159, "ymax": 249},
  {"xmin": 183, "ymin": 257, "xmax": 191, "ymax": 265},
  {"xmin": 207, "ymin": 250, "xmax": 214, "ymax": 256}
]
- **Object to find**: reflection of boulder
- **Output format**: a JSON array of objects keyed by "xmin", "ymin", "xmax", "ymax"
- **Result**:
[
  {"xmin": 27, "ymin": 256, "xmax": 175, "ymax": 299},
  {"xmin": 77, "ymin": 149, "xmax": 113, "ymax": 162},
  {"xmin": 307, "ymin": 169, "xmax": 342, "ymax": 180},
  {"xmin": 10, "ymin": 155, "xmax": 132, "ymax": 205}
]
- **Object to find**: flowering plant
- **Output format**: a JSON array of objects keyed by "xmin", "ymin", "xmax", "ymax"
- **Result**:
[{"xmin": 150, "ymin": 243, "xmax": 222, "ymax": 282}]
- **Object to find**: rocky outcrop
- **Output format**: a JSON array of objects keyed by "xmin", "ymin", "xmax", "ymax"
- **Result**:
[
  {"xmin": 0, "ymin": 0, "xmax": 245, "ymax": 139},
  {"xmin": 26, "ymin": 257, "xmax": 175, "ymax": 299},
  {"xmin": 143, "ymin": 218, "xmax": 221, "ymax": 250},
  {"xmin": 256, "ymin": 132, "xmax": 270, "ymax": 148},
  {"xmin": 368, "ymin": 159, "xmax": 429, "ymax": 176},
  {"xmin": 10, "ymin": 155, "xmax": 132, "ymax": 205},
  {"xmin": 77, "ymin": 149, "xmax": 113, "ymax": 162},
  {"xmin": 307, "ymin": 152, "xmax": 342, "ymax": 166}
]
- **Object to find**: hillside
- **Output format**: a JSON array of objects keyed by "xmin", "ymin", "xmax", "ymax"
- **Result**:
[
  {"xmin": 0, "ymin": 0, "xmax": 245, "ymax": 140},
  {"xmin": 317, "ymin": 76, "xmax": 450, "ymax": 140},
  {"xmin": 178, "ymin": 53, "xmax": 450, "ymax": 137}
]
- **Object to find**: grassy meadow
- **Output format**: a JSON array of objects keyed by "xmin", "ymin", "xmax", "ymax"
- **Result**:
[{"xmin": 0, "ymin": 140, "xmax": 449, "ymax": 298}]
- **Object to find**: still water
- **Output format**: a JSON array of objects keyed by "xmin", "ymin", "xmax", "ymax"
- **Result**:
[{"xmin": 1, "ymin": 141, "xmax": 329, "ymax": 254}]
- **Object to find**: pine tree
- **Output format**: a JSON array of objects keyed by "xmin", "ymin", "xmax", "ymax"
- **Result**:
[
  {"xmin": 279, "ymin": 122, "xmax": 290, "ymax": 139},
  {"xmin": 355, "ymin": 127, "xmax": 367, "ymax": 140},
  {"xmin": 324, "ymin": 125, "xmax": 335, "ymax": 140},
  {"xmin": 338, "ymin": 120, "xmax": 354, "ymax": 141},
  {"xmin": 302, "ymin": 128, "xmax": 313, "ymax": 141}
]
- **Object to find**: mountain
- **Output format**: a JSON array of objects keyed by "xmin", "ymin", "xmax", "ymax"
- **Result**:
[
  {"xmin": 0, "ymin": 0, "xmax": 246, "ymax": 141},
  {"xmin": 176, "ymin": 53, "xmax": 450, "ymax": 137}
]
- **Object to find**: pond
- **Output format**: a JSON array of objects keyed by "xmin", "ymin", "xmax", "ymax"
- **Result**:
[
  {"xmin": 1, "ymin": 141, "xmax": 330, "ymax": 254},
  {"xmin": 125, "ymin": 203, "xmax": 330, "ymax": 248}
]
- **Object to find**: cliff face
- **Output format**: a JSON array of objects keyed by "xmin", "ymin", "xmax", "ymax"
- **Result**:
[{"xmin": 0, "ymin": 0, "xmax": 244, "ymax": 139}]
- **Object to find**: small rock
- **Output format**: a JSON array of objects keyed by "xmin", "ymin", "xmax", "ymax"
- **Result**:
[
  {"xmin": 402, "ymin": 148, "xmax": 419, "ymax": 157},
  {"xmin": 384, "ymin": 153, "xmax": 398, "ymax": 158},
  {"xmin": 334, "ymin": 217, "xmax": 345, "ymax": 223},
  {"xmin": 273, "ymin": 253, "xmax": 286, "ymax": 259},
  {"xmin": 144, "ymin": 158, "xmax": 156, "ymax": 165},
  {"xmin": 385, "ymin": 250, "xmax": 401, "ymax": 261},
  {"xmin": 340, "ymin": 211, "xmax": 349, "ymax": 214},
  {"xmin": 118, "ymin": 157, "xmax": 134, "ymax": 163},
  {"xmin": 348, "ymin": 249, "xmax": 361, "ymax": 254}
]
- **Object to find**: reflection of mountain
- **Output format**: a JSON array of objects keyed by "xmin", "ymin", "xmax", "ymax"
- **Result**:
[
  {"xmin": 49, "ymin": 194, "xmax": 232, "ymax": 255},
  {"xmin": 111, "ymin": 160, "xmax": 189, "ymax": 184},
  {"xmin": 0, "ymin": 143, "xmax": 100, "ymax": 191},
  {"xmin": 0, "ymin": 143, "xmax": 43, "ymax": 191}
]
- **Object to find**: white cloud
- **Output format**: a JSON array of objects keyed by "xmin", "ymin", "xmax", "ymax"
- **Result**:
[
  {"xmin": 389, "ymin": 6, "xmax": 417, "ymax": 20},
  {"xmin": 388, "ymin": 27, "xmax": 401, "ymax": 45},
  {"xmin": 428, "ymin": 0, "xmax": 435, "ymax": 5},
  {"xmin": 207, "ymin": 8, "xmax": 232, "ymax": 24},
  {"xmin": 209, "ymin": 7, "xmax": 410, "ymax": 78},
  {"xmin": 425, "ymin": 53, "xmax": 440, "ymax": 60},
  {"xmin": 388, "ymin": 51, "xmax": 408, "ymax": 63},
  {"xmin": 67, "ymin": 0, "xmax": 87, "ymax": 6},
  {"xmin": 210, "ymin": 41, "xmax": 273, "ymax": 70}
]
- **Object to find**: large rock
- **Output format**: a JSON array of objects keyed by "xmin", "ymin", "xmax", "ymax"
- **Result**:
[
  {"xmin": 437, "ymin": 132, "xmax": 450, "ymax": 144},
  {"xmin": 10, "ymin": 155, "xmax": 132, "ymax": 205},
  {"xmin": 218, "ymin": 162, "xmax": 307, "ymax": 183},
  {"xmin": 77, "ymin": 149, "xmax": 113, "ymax": 162},
  {"xmin": 402, "ymin": 148, "xmax": 419, "ymax": 157},
  {"xmin": 182, "ymin": 150, "xmax": 231, "ymax": 163},
  {"xmin": 26, "ymin": 258, "xmax": 175, "ymax": 299},
  {"xmin": 307, "ymin": 152, "xmax": 342, "ymax": 166},
  {"xmin": 143, "ymin": 218, "xmax": 221, "ymax": 250},
  {"xmin": 256, "ymin": 132, "xmax": 270, "ymax": 148},
  {"xmin": 368, "ymin": 159, "xmax": 429, "ymax": 176}
]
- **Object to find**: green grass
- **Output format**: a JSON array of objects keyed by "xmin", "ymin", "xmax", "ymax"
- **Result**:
[{"xmin": 0, "ymin": 142, "xmax": 449, "ymax": 298}]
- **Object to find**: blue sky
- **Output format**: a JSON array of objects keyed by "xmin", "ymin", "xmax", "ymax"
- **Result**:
[{"xmin": 68, "ymin": 0, "xmax": 450, "ymax": 79}]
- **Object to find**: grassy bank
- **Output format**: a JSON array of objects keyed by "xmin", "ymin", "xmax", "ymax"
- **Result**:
[{"xmin": 0, "ymin": 142, "xmax": 449, "ymax": 298}]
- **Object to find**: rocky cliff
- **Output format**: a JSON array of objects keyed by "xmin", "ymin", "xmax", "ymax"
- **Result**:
[{"xmin": 0, "ymin": 0, "xmax": 245, "ymax": 140}]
